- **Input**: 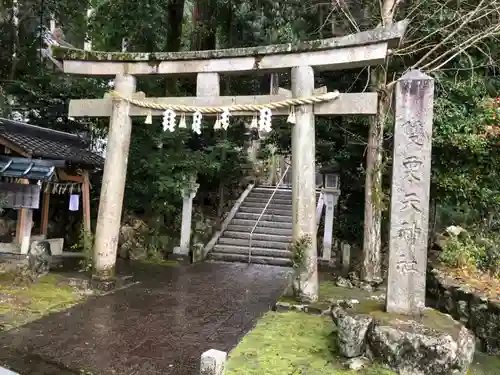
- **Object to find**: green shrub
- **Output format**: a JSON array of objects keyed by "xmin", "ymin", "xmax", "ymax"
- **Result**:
[
  {"xmin": 439, "ymin": 230, "xmax": 500, "ymax": 277},
  {"xmin": 475, "ymin": 235, "xmax": 500, "ymax": 277},
  {"xmin": 438, "ymin": 234, "xmax": 485, "ymax": 269}
]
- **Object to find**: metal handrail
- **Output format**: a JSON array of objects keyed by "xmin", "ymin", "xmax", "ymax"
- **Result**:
[{"xmin": 248, "ymin": 164, "xmax": 291, "ymax": 263}]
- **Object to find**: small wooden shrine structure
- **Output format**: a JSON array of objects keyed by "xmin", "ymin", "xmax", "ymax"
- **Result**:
[{"xmin": 0, "ymin": 117, "xmax": 104, "ymax": 255}]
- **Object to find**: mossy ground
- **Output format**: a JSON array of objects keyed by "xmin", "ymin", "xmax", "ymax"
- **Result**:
[
  {"xmin": 226, "ymin": 311, "xmax": 395, "ymax": 375},
  {"xmin": 138, "ymin": 258, "xmax": 179, "ymax": 267},
  {"xmin": 279, "ymin": 274, "xmax": 382, "ymax": 311},
  {"xmin": 275, "ymin": 276, "xmax": 499, "ymax": 375},
  {"xmin": 469, "ymin": 352, "xmax": 500, "ymax": 375},
  {"xmin": 0, "ymin": 273, "xmax": 83, "ymax": 331}
]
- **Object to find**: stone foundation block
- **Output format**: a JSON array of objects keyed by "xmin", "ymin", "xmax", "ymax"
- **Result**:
[
  {"xmin": 200, "ymin": 349, "xmax": 226, "ymax": 375},
  {"xmin": 332, "ymin": 306, "xmax": 476, "ymax": 375},
  {"xmin": 332, "ymin": 306, "xmax": 373, "ymax": 358}
]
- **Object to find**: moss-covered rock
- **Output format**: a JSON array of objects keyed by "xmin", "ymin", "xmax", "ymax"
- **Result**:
[{"xmin": 331, "ymin": 304, "xmax": 476, "ymax": 375}]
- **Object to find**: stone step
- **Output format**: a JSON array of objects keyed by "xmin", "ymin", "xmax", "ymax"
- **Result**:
[
  {"xmin": 253, "ymin": 186, "xmax": 322, "ymax": 194},
  {"xmin": 226, "ymin": 224, "xmax": 292, "ymax": 236},
  {"xmin": 213, "ymin": 245, "xmax": 293, "ymax": 259},
  {"xmin": 208, "ymin": 252, "xmax": 293, "ymax": 267},
  {"xmin": 223, "ymin": 231, "xmax": 291, "ymax": 243},
  {"xmin": 234, "ymin": 212, "xmax": 292, "ymax": 223},
  {"xmin": 248, "ymin": 190, "xmax": 320, "ymax": 200},
  {"xmin": 247, "ymin": 192, "xmax": 291, "ymax": 200},
  {"xmin": 240, "ymin": 202, "xmax": 292, "ymax": 212},
  {"xmin": 218, "ymin": 237, "xmax": 290, "ymax": 250},
  {"xmin": 250, "ymin": 190, "xmax": 292, "ymax": 198},
  {"xmin": 231, "ymin": 219, "xmax": 293, "ymax": 230},
  {"xmin": 244, "ymin": 196, "xmax": 292, "ymax": 205},
  {"xmin": 253, "ymin": 186, "xmax": 292, "ymax": 192},
  {"xmin": 238, "ymin": 206, "xmax": 292, "ymax": 216}
]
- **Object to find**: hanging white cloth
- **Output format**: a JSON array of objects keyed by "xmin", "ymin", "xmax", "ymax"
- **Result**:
[{"xmin": 69, "ymin": 194, "xmax": 80, "ymax": 211}]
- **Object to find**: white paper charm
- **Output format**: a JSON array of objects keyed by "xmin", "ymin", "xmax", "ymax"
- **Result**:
[
  {"xmin": 69, "ymin": 194, "xmax": 79, "ymax": 211},
  {"xmin": 192, "ymin": 111, "xmax": 202, "ymax": 134},
  {"xmin": 220, "ymin": 109, "xmax": 231, "ymax": 130},
  {"xmin": 162, "ymin": 109, "xmax": 176, "ymax": 132},
  {"xmin": 145, "ymin": 110, "xmax": 152, "ymax": 124},
  {"xmin": 250, "ymin": 116, "xmax": 258, "ymax": 128},
  {"xmin": 259, "ymin": 107, "xmax": 272, "ymax": 132},
  {"xmin": 178, "ymin": 113, "xmax": 187, "ymax": 128},
  {"xmin": 213, "ymin": 115, "xmax": 222, "ymax": 130},
  {"xmin": 287, "ymin": 106, "xmax": 296, "ymax": 124}
]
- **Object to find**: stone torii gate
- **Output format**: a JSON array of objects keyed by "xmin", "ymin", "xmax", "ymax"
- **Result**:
[{"xmin": 49, "ymin": 22, "xmax": 406, "ymax": 299}]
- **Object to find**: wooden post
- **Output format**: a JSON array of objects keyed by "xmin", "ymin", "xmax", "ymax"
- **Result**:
[
  {"xmin": 41, "ymin": 191, "xmax": 50, "ymax": 236},
  {"xmin": 82, "ymin": 170, "xmax": 91, "ymax": 234},
  {"xmin": 15, "ymin": 179, "xmax": 30, "ymax": 248},
  {"xmin": 18, "ymin": 209, "xmax": 33, "ymax": 254},
  {"xmin": 14, "ymin": 179, "xmax": 33, "ymax": 254},
  {"xmin": 93, "ymin": 73, "xmax": 136, "ymax": 280},
  {"xmin": 291, "ymin": 65, "xmax": 318, "ymax": 302}
]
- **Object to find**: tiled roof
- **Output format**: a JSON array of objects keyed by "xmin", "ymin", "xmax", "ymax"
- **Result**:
[
  {"xmin": 0, "ymin": 156, "xmax": 57, "ymax": 180},
  {"xmin": 0, "ymin": 118, "xmax": 104, "ymax": 167}
]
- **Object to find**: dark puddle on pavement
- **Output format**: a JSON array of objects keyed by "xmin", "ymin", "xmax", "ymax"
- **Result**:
[{"xmin": 0, "ymin": 260, "xmax": 291, "ymax": 375}]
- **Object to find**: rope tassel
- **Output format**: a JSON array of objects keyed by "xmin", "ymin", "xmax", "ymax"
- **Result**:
[
  {"xmin": 287, "ymin": 106, "xmax": 296, "ymax": 124},
  {"xmin": 144, "ymin": 110, "xmax": 152, "ymax": 124}
]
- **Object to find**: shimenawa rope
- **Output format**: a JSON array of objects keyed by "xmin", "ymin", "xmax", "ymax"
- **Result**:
[{"xmin": 109, "ymin": 90, "xmax": 341, "ymax": 113}]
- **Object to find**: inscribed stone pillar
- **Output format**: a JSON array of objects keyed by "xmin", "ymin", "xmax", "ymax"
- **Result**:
[
  {"xmin": 291, "ymin": 65, "xmax": 318, "ymax": 302},
  {"xmin": 175, "ymin": 182, "xmax": 199, "ymax": 256},
  {"xmin": 386, "ymin": 70, "xmax": 434, "ymax": 315},
  {"xmin": 93, "ymin": 73, "xmax": 136, "ymax": 280},
  {"xmin": 322, "ymin": 191, "xmax": 339, "ymax": 261}
]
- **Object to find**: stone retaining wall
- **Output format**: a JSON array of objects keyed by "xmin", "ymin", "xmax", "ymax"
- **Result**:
[{"xmin": 426, "ymin": 268, "xmax": 500, "ymax": 355}]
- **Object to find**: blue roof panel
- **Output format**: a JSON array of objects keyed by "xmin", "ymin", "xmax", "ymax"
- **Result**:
[{"xmin": 0, "ymin": 156, "xmax": 60, "ymax": 181}]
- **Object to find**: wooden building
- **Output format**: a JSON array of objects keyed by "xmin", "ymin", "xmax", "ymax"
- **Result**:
[{"xmin": 0, "ymin": 117, "xmax": 103, "ymax": 255}]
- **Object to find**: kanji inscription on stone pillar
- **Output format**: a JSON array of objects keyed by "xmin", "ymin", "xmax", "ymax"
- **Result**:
[{"xmin": 386, "ymin": 70, "xmax": 434, "ymax": 315}]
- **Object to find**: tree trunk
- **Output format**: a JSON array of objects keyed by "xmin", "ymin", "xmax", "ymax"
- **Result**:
[
  {"xmin": 361, "ymin": 0, "xmax": 401, "ymax": 283},
  {"xmin": 9, "ymin": 0, "xmax": 19, "ymax": 81},
  {"xmin": 166, "ymin": 0, "xmax": 185, "ymax": 52},
  {"xmin": 165, "ymin": 0, "xmax": 186, "ymax": 95},
  {"xmin": 362, "ymin": 66, "xmax": 388, "ymax": 283},
  {"xmin": 192, "ymin": 0, "xmax": 217, "ymax": 51}
]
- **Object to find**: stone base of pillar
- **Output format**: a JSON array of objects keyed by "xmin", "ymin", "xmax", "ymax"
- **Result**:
[
  {"xmin": 90, "ymin": 276, "xmax": 117, "ymax": 292},
  {"xmin": 170, "ymin": 246, "xmax": 191, "ymax": 263},
  {"xmin": 173, "ymin": 246, "xmax": 189, "ymax": 256}
]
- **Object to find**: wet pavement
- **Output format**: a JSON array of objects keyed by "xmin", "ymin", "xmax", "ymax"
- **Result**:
[{"xmin": 0, "ymin": 261, "xmax": 291, "ymax": 375}]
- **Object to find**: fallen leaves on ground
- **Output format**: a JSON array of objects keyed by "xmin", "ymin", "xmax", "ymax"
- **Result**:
[{"xmin": 437, "ymin": 264, "xmax": 500, "ymax": 300}]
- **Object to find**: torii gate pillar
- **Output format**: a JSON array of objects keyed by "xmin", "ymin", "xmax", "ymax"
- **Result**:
[
  {"xmin": 291, "ymin": 65, "xmax": 318, "ymax": 302},
  {"xmin": 93, "ymin": 73, "xmax": 136, "ymax": 281}
]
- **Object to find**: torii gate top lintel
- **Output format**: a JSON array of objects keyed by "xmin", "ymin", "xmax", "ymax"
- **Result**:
[{"xmin": 50, "ymin": 21, "xmax": 408, "ymax": 76}]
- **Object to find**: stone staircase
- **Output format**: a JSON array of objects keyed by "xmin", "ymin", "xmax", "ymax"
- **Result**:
[
  {"xmin": 207, "ymin": 186, "xmax": 320, "ymax": 267},
  {"xmin": 208, "ymin": 186, "xmax": 294, "ymax": 266}
]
